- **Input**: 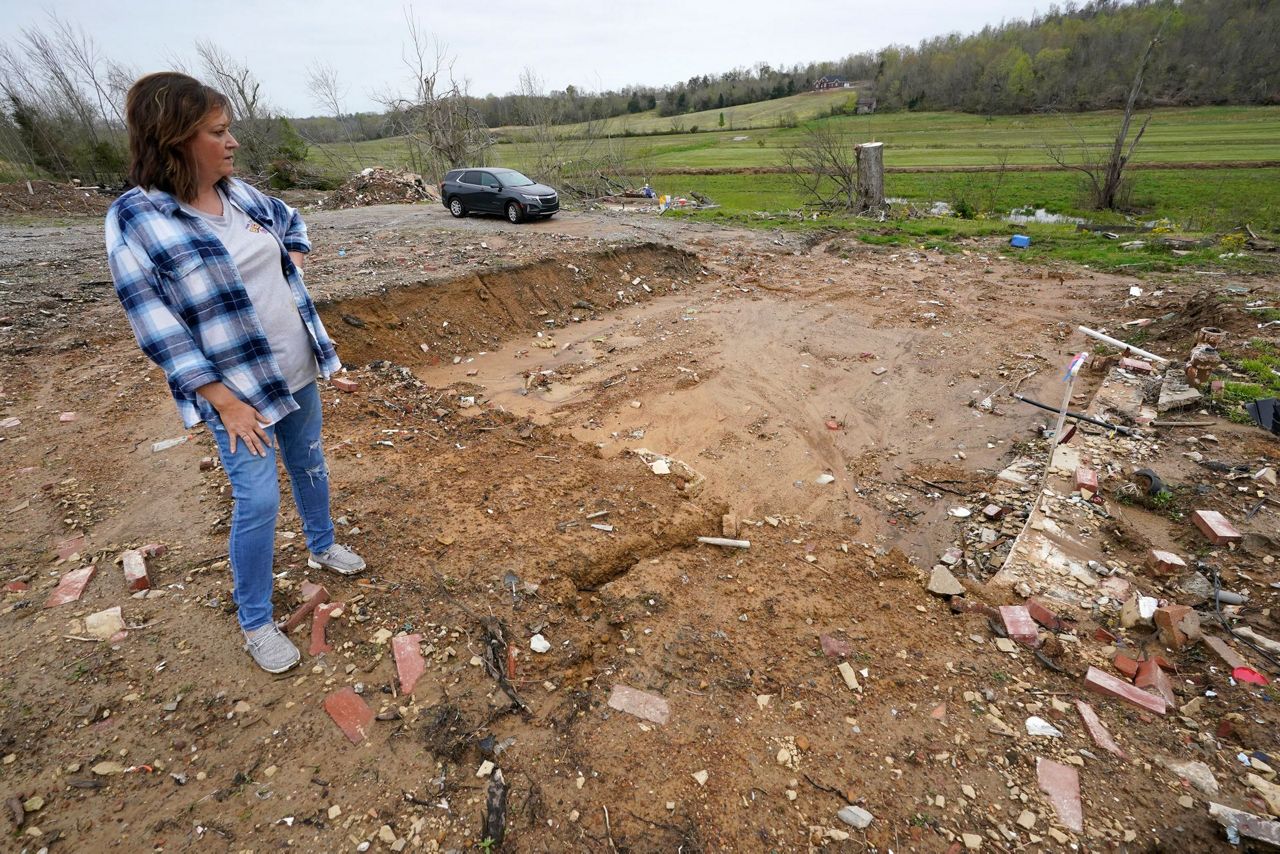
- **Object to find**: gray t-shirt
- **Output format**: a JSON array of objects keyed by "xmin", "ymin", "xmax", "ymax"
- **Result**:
[{"xmin": 179, "ymin": 188, "xmax": 318, "ymax": 393}]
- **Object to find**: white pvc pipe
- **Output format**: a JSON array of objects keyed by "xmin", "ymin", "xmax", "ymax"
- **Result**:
[
  {"xmin": 697, "ymin": 536, "xmax": 751, "ymax": 549},
  {"xmin": 1076, "ymin": 325, "xmax": 1169, "ymax": 363}
]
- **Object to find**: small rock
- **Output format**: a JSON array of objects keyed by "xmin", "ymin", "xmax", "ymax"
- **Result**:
[
  {"xmin": 962, "ymin": 832, "xmax": 983, "ymax": 850},
  {"xmin": 530, "ymin": 633, "xmax": 551, "ymax": 653},
  {"xmin": 23, "ymin": 795, "xmax": 44, "ymax": 812},
  {"xmin": 837, "ymin": 805, "xmax": 874, "ymax": 829},
  {"xmin": 377, "ymin": 825, "xmax": 397, "ymax": 844},
  {"xmin": 92, "ymin": 761, "xmax": 126, "ymax": 776},
  {"xmin": 328, "ymin": 804, "xmax": 342, "ymax": 819},
  {"xmin": 691, "ymin": 770, "xmax": 709, "ymax": 786},
  {"xmin": 1016, "ymin": 810, "xmax": 1036, "ymax": 829},
  {"xmin": 476, "ymin": 760, "xmax": 495, "ymax": 778},
  {"xmin": 927, "ymin": 565, "xmax": 965, "ymax": 597}
]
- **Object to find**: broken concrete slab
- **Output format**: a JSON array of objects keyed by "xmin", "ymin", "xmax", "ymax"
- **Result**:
[
  {"xmin": 1190, "ymin": 510, "xmax": 1242, "ymax": 546},
  {"xmin": 323, "ymin": 687, "xmax": 373, "ymax": 744},
  {"xmin": 120, "ymin": 549, "xmax": 150, "ymax": 592},
  {"xmin": 1157, "ymin": 367, "xmax": 1202, "ymax": 412},
  {"xmin": 1075, "ymin": 700, "xmax": 1125, "ymax": 759},
  {"xmin": 607, "ymin": 684, "xmax": 671, "ymax": 725},
  {"xmin": 1084, "ymin": 666, "xmax": 1166, "ymax": 715},
  {"xmin": 392, "ymin": 633, "xmax": 426, "ymax": 694},
  {"xmin": 84, "ymin": 605, "xmax": 125, "ymax": 641},
  {"xmin": 45, "ymin": 565, "xmax": 97, "ymax": 608},
  {"xmin": 1037, "ymin": 756, "xmax": 1084, "ymax": 833},
  {"xmin": 1160, "ymin": 757, "xmax": 1220, "ymax": 796},
  {"xmin": 927, "ymin": 565, "xmax": 965, "ymax": 597}
]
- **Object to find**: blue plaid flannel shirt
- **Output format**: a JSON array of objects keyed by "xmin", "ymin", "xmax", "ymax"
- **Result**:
[{"xmin": 106, "ymin": 178, "xmax": 342, "ymax": 428}]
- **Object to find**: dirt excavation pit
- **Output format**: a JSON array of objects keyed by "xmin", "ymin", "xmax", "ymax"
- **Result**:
[{"xmin": 1, "ymin": 210, "xmax": 1278, "ymax": 851}]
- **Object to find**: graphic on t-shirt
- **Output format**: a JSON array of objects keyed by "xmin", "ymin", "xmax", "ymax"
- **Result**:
[{"xmin": 246, "ymin": 222, "xmax": 263, "ymax": 234}]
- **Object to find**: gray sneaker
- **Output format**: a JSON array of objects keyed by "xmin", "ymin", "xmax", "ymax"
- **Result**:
[
  {"xmin": 308, "ymin": 543, "xmax": 366, "ymax": 576},
  {"xmin": 243, "ymin": 623, "xmax": 301, "ymax": 674}
]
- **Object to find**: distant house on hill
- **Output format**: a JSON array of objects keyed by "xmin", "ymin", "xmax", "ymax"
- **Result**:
[{"xmin": 813, "ymin": 75, "xmax": 853, "ymax": 91}]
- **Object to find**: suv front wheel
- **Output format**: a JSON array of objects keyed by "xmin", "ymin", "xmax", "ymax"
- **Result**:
[
  {"xmin": 505, "ymin": 201, "xmax": 524, "ymax": 224},
  {"xmin": 448, "ymin": 197, "xmax": 466, "ymax": 218}
]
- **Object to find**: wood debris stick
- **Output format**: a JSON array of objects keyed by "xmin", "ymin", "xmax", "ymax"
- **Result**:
[
  {"xmin": 696, "ymin": 536, "xmax": 750, "ymax": 549},
  {"xmin": 898, "ymin": 468, "xmax": 969, "ymax": 497}
]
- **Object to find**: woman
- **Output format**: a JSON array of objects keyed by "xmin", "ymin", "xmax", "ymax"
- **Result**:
[{"xmin": 106, "ymin": 72, "xmax": 364, "ymax": 674}]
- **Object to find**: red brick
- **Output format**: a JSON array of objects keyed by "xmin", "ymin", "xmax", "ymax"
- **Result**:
[
  {"xmin": 392, "ymin": 633, "xmax": 426, "ymax": 694},
  {"xmin": 281, "ymin": 583, "xmax": 330, "ymax": 633},
  {"xmin": 330, "ymin": 377, "xmax": 360, "ymax": 393},
  {"xmin": 1037, "ymin": 757, "xmax": 1084, "ymax": 833},
  {"xmin": 1094, "ymin": 626, "xmax": 1118, "ymax": 643},
  {"xmin": 1075, "ymin": 466, "xmax": 1099, "ymax": 496},
  {"xmin": 1135, "ymin": 659, "xmax": 1177, "ymax": 707},
  {"xmin": 999, "ymin": 605, "xmax": 1040, "ymax": 646},
  {"xmin": 1191, "ymin": 510, "xmax": 1242, "ymax": 546},
  {"xmin": 1113, "ymin": 654, "xmax": 1140, "ymax": 679},
  {"xmin": 1119, "ymin": 357, "xmax": 1155, "ymax": 375},
  {"xmin": 1084, "ymin": 666, "xmax": 1166, "ymax": 715},
  {"xmin": 323, "ymin": 687, "xmax": 373, "ymax": 744},
  {"xmin": 1075, "ymin": 700, "xmax": 1126, "ymax": 759},
  {"xmin": 3, "ymin": 579, "xmax": 29, "ymax": 593},
  {"xmin": 120, "ymin": 549, "xmax": 150, "ymax": 592},
  {"xmin": 1148, "ymin": 549, "xmax": 1186, "ymax": 575},
  {"xmin": 309, "ymin": 601, "xmax": 342, "ymax": 656},
  {"xmin": 140, "ymin": 543, "xmax": 168, "ymax": 558},
  {"xmin": 199, "ymin": 456, "xmax": 217, "ymax": 471},
  {"xmin": 1154, "ymin": 605, "xmax": 1202, "ymax": 651},
  {"xmin": 1203, "ymin": 636, "xmax": 1249, "ymax": 670},
  {"xmin": 1025, "ymin": 598, "xmax": 1063, "ymax": 631},
  {"xmin": 44, "ymin": 565, "xmax": 97, "ymax": 608},
  {"xmin": 982, "ymin": 504, "xmax": 1006, "ymax": 520},
  {"xmin": 949, "ymin": 598, "xmax": 999, "ymax": 619}
]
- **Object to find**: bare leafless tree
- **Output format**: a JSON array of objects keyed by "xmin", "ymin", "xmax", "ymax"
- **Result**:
[
  {"xmin": 305, "ymin": 60, "xmax": 363, "ymax": 170},
  {"xmin": 1047, "ymin": 20, "xmax": 1166, "ymax": 210},
  {"xmin": 783, "ymin": 123, "xmax": 859, "ymax": 210},
  {"xmin": 374, "ymin": 13, "xmax": 490, "ymax": 180}
]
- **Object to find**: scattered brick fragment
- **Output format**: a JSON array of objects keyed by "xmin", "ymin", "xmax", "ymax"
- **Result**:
[
  {"xmin": 1190, "ymin": 510, "xmax": 1242, "ymax": 546},
  {"xmin": 1154, "ymin": 604, "xmax": 1202, "ymax": 651},
  {"xmin": 1075, "ymin": 701, "xmax": 1125, "ymax": 759},
  {"xmin": 140, "ymin": 543, "xmax": 168, "ymax": 558},
  {"xmin": 1094, "ymin": 626, "xmax": 1117, "ymax": 643},
  {"xmin": 982, "ymin": 504, "xmax": 1006, "ymax": 520},
  {"xmin": 199, "ymin": 457, "xmax": 217, "ymax": 471},
  {"xmin": 120, "ymin": 549, "xmax": 150, "ymax": 592},
  {"xmin": 607, "ymin": 684, "xmax": 671, "ymax": 725},
  {"xmin": 1084, "ymin": 666, "xmax": 1166, "ymax": 715},
  {"xmin": 1025, "ymin": 598, "xmax": 1063, "ymax": 631},
  {"xmin": 3, "ymin": 579, "xmax": 29, "ymax": 593},
  {"xmin": 58, "ymin": 411, "xmax": 77, "ymax": 422},
  {"xmin": 999, "ymin": 605, "xmax": 1040, "ymax": 646},
  {"xmin": 1119, "ymin": 357, "xmax": 1154, "ymax": 375},
  {"xmin": 1136, "ymin": 659, "xmax": 1177, "ymax": 707},
  {"xmin": 392, "ymin": 633, "xmax": 426, "ymax": 694},
  {"xmin": 1113, "ymin": 654, "xmax": 1140, "ymax": 679},
  {"xmin": 1037, "ymin": 757, "xmax": 1084, "ymax": 833},
  {"xmin": 309, "ymin": 602, "xmax": 343, "ymax": 656},
  {"xmin": 281, "ymin": 582, "xmax": 330, "ymax": 633},
  {"xmin": 1148, "ymin": 549, "xmax": 1187, "ymax": 575},
  {"xmin": 330, "ymin": 377, "xmax": 360, "ymax": 393},
  {"xmin": 1075, "ymin": 466, "xmax": 1099, "ymax": 497},
  {"xmin": 45, "ymin": 565, "xmax": 97, "ymax": 608},
  {"xmin": 323, "ymin": 687, "xmax": 373, "ymax": 744}
]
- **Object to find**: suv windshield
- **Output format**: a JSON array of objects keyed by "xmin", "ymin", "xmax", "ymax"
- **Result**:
[{"xmin": 493, "ymin": 170, "xmax": 534, "ymax": 187}]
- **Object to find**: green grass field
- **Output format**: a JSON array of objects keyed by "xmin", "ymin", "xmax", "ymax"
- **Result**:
[{"xmin": 307, "ymin": 105, "xmax": 1280, "ymax": 235}]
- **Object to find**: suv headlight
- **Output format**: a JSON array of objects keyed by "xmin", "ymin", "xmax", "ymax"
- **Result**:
[{"xmin": 520, "ymin": 193, "xmax": 540, "ymax": 202}]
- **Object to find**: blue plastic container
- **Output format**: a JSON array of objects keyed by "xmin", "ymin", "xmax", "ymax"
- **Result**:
[{"xmin": 1010, "ymin": 234, "xmax": 1031, "ymax": 248}]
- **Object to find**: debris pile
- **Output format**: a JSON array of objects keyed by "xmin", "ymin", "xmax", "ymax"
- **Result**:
[
  {"xmin": 0, "ymin": 180, "xmax": 114, "ymax": 216},
  {"xmin": 317, "ymin": 167, "xmax": 439, "ymax": 209}
]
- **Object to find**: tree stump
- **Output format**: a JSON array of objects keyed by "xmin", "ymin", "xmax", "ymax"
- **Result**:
[{"xmin": 856, "ymin": 141, "xmax": 885, "ymax": 213}]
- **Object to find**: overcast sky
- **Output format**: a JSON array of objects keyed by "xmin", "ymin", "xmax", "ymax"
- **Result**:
[{"xmin": 1, "ymin": 0, "xmax": 1053, "ymax": 115}]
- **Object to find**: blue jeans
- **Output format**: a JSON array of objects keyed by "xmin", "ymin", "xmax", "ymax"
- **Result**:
[{"xmin": 209, "ymin": 382, "xmax": 335, "ymax": 631}]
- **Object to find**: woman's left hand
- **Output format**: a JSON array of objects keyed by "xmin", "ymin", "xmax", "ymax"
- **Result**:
[{"xmin": 289, "ymin": 250, "xmax": 305, "ymax": 273}]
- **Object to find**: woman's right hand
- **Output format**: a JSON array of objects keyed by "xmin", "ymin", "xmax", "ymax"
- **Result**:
[
  {"xmin": 217, "ymin": 398, "xmax": 272, "ymax": 456},
  {"xmin": 196, "ymin": 381, "xmax": 272, "ymax": 456}
]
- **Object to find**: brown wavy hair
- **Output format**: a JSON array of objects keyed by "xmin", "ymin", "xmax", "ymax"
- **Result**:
[{"xmin": 125, "ymin": 73, "xmax": 232, "ymax": 202}]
